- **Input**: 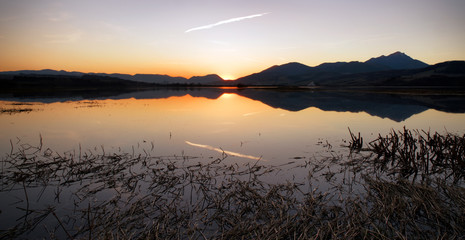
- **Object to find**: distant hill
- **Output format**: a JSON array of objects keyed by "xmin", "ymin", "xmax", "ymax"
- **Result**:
[
  {"xmin": 0, "ymin": 69, "xmax": 85, "ymax": 77},
  {"xmin": 131, "ymin": 74, "xmax": 187, "ymax": 84},
  {"xmin": 0, "ymin": 74, "xmax": 147, "ymax": 90},
  {"xmin": 365, "ymin": 51, "xmax": 429, "ymax": 70},
  {"xmin": 235, "ymin": 52, "xmax": 465, "ymax": 87},
  {"xmin": 2, "ymin": 51, "xmax": 464, "ymax": 88},
  {"xmin": 235, "ymin": 62, "xmax": 313, "ymax": 85},
  {"xmin": 314, "ymin": 61, "xmax": 391, "ymax": 74},
  {"xmin": 235, "ymin": 51, "xmax": 430, "ymax": 85},
  {"xmin": 313, "ymin": 61, "xmax": 465, "ymax": 87},
  {"xmin": 0, "ymin": 70, "xmax": 225, "ymax": 85},
  {"xmin": 188, "ymin": 74, "xmax": 224, "ymax": 84}
]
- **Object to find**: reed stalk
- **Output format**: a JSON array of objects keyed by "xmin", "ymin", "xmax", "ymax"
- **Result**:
[{"xmin": 0, "ymin": 130, "xmax": 463, "ymax": 239}]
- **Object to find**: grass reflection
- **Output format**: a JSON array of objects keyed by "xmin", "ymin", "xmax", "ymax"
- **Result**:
[{"xmin": 1, "ymin": 129, "xmax": 463, "ymax": 239}]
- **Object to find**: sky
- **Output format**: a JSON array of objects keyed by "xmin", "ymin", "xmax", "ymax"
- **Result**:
[{"xmin": 0, "ymin": 0, "xmax": 464, "ymax": 80}]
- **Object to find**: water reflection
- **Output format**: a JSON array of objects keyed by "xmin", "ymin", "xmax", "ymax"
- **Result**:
[
  {"xmin": 1, "ymin": 88, "xmax": 464, "ymax": 239},
  {"xmin": 1, "ymin": 88, "xmax": 465, "ymax": 164},
  {"xmin": 2, "ymin": 88, "xmax": 465, "ymax": 122},
  {"xmin": 185, "ymin": 141, "xmax": 263, "ymax": 161}
]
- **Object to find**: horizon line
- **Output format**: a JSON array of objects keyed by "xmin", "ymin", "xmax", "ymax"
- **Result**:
[{"xmin": 1, "ymin": 54, "xmax": 457, "ymax": 80}]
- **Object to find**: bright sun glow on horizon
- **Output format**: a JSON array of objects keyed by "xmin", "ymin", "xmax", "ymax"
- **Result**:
[
  {"xmin": 220, "ymin": 75, "xmax": 236, "ymax": 80},
  {"xmin": 0, "ymin": 0, "xmax": 464, "ymax": 78}
]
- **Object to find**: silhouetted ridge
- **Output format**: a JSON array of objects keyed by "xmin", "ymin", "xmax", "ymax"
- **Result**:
[
  {"xmin": 0, "ymin": 70, "xmax": 224, "ymax": 85},
  {"xmin": 365, "ymin": 51, "xmax": 429, "ymax": 70},
  {"xmin": 263, "ymin": 62, "xmax": 313, "ymax": 75},
  {"xmin": 2, "ymin": 52, "xmax": 464, "ymax": 88},
  {"xmin": 315, "ymin": 61, "xmax": 390, "ymax": 74},
  {"xmin": 377, "ymin": 61, "xmax": 465, "ymax": 87},
  {"xmin": 0, "ymin": 74, "xmax": 145, "ymax": 90},
  {"xmin": 189, "ymin": 74, "xmax": 224, "ymax": 84},
  {"xmin": 424, "ymin": 61, "xmax": 465, "ymax": 74},
  {"xmin": 235, "ymin": 62, "xmax": 313, "ymax": 85},
  {"xmin": 235, "ymin": 52, "xmax": 465, "ymax": 87},
  {"xmin": 133, "ymin": 74, "xmax": 186, "ymax": 84}
]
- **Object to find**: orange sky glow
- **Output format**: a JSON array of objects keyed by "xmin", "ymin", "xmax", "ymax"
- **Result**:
[{"xmin": 0, "ymin": 0, "xmax": 464, "ymax": 79}]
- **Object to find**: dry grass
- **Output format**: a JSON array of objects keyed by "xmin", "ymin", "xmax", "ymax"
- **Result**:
[
  {"xmin": 0, "ymin": 107, "xmax": 33, "ymax": 114},
  {"xmin": 348, "ymin": 127, "xmax": 465, "ymax": 183},
  {"xmin": 1, "ymin": 129, "xmax": 464, "ymax": 239}
]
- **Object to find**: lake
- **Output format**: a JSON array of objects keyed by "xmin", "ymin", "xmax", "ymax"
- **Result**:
[
  {"xmin": 2, "ymin": 88, "xmax": 465, "ymax": 162},
  {"xmin": 1, "ymin": 88, "xmax": 465, "ymax": 238}
]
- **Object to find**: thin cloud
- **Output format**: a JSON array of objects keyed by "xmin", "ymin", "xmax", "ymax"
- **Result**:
[{"xmin": 185, "ymin": 12, "xmax": 270, "ymax": 33}]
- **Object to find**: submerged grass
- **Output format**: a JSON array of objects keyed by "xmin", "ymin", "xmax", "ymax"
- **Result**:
[
  {"xmin": 0, "ymin": 108, "xmax": 34, "ymax": 114},
  {"xmin": 0, "ymin": 129, "xmax": 464, "ymax": 239},
  {"xmin": 348, "ymin": 127, "xmax": 465, "ymax": 183}
]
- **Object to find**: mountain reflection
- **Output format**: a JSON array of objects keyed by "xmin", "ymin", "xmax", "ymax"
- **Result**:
[{"xmin": 1, "ymin": 87, "xmax": 464, "ymax": 122}]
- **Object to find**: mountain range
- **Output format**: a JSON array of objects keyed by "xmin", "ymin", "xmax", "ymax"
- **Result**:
[
  {"xmin": 235, "ymin": 52, "xmax": 464, "ymax": 86},
  {"xmin": 0, "ymin": 70, "xmax": 224, "ymax": 85},
  {"xmin": 1, "ymin": 51, "xmax": 464, "ymax": 88}
]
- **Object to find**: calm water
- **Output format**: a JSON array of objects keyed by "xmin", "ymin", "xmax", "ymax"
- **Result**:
[
  {"xmin": 1, "ymin": 88, "xmax": 465, "ymax": 163},
  {"xmin": 1, "ymin": 88, "xmax": 465, "ymax": 238}
]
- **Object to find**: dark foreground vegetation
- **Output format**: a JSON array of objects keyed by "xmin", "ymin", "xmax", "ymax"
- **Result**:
[{"xmin": 0, "ymin": 129, "xmax": 464, "ymax": 239}]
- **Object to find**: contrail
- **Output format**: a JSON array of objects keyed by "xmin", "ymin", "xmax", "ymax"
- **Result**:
[
  {"xmin": 185, "ymin": 141, "xmax": 264, "ymax": 161},
  {"xmin": 185, "ymin": 12, "xmax": 270, "ymax": 33}
]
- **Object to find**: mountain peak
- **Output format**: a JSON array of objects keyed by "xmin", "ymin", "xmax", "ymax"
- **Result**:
[
  {"xmin": 263, "ymin": 62, "xmax": 312, "ymax": 74},
  {"xmin": 189, "ymin": 74, "xmax": 224, "ymax": 82},
  {"xmin": 366, "ymin": 52, "xmax": 429, "ymax": 70},
  {"xmin": 388, "ymin": 51, "xmax": 405, "ymax": 56}
]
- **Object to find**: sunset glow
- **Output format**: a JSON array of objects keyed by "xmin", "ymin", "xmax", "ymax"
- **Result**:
[
  {"xmin": 219, "ymin": 75, "xmax": 236, "ymax": 81},
  {"xmin": 0, "ymin": 0, "xmax": 464, "ymax": 78}
]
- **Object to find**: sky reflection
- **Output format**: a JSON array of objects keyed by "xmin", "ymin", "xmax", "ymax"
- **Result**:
[
  {"xmin": 1, "ymin": 93, "xmax": 465, "ymax": 164},
  {"xmin": 185, "ymin": 141, "xmax": 263, "ymax": 161}
]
